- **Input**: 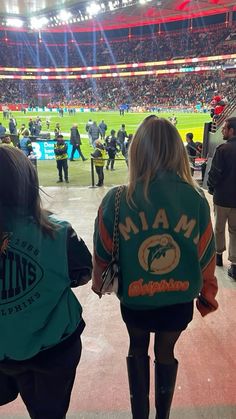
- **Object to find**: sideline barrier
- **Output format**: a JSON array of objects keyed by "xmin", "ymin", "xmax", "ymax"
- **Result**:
[
  {"xmin": 32, "ymin": 140, "xmax": 76, "ymax": 160},
  {"xmin": 90, "ymin": 157, "xmax": 127, "ymax": 187}
]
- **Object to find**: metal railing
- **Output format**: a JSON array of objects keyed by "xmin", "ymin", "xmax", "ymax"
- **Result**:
[
  {"xmin": 90, "ymin": 156, "xmax": 127, "ymax": 187},
  {"xmin": 211, "ymin": 95, "xmax": 236, "ymax": 132}
]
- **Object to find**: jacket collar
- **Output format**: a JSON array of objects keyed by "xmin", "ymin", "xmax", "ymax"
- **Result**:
[{"xmin": 227, "ymin": 136, "xmax": 236, "ymax": 143}]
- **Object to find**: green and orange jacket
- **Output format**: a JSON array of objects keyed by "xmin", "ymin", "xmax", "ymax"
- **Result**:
[
  {"xmin": 93, "ymin": 171, "xmax": 218, "ymax": 316},
  {"xmin": 0, "ymin": 213, "xmax": 92, "ymax": 360}
]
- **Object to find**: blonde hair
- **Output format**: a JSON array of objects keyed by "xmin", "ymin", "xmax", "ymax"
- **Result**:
[{"xmin": 127, "ymin": 115, "xmax": 199, "ymax": 204}]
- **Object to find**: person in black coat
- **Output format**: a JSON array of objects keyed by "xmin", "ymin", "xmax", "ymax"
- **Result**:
[
  {"xmin": 9, "ymin": 118, "xmax": 17, "ymax": 135},
  {"xmin": 70, "ymin": 124, "xmax": 87, "ymax": 162},
  {"xmin": 185, "ymin": 133, "xmax": 199, "ymax": 175},
  {"xmin": 207, "ymin": 117, "xmax": 236, "ymax": 279},
  {"xmin": 105, "ymin": 129, "xmax": 119, "ymax": 170},
  {"xmin": 117, "ymin": 124, "xmax": 128, "ymax": 156}
]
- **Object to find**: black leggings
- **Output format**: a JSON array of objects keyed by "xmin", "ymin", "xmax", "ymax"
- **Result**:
[{"xmin": 126, "ymin": 324, "xmax": 182, "ymax": 364}]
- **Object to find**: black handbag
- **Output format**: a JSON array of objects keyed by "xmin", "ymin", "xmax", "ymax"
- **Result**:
[
  {"xmin": 0, "ymin": 371, "xmax": 19, "ymax": 406},
  {"xmin": 99, "ymin": 185, "xmax": 124, "ymax": 295}
]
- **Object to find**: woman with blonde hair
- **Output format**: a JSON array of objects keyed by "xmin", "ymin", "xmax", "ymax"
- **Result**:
[{"xmin": 93, "ymin": 116, "xmax": 218, "ymax": 419}]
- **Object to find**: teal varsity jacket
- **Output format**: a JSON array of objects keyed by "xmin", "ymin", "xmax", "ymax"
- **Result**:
[
  {"xmin": 0, "ymin": 213, "xmax": 86, "ymax": 360},
  {"xmin": 93, "ymin": 171, "xmax": 218, "ymax": 316}
]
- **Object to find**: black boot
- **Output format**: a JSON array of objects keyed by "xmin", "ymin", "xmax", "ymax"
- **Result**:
[
  {"xmin": 228, "ymin": 264, "xmax": 236, "ymax": 280},
  {"xmin": 216, "ymin": 253, "xmax": 223, "ymax": 267},
  {"xmin": 126, "ymin": 355, "xmax": 150, "ymax": 419},
  {"xmin": 155, "ymin": 359, "xmax": 178, "ymax": 419}
]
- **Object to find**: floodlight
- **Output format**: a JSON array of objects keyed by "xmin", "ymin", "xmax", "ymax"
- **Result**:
[
  {"xmin": 30, "ymin": 16, "xmax": 48, "ymax": 29},
  {"xmin": 108, "ymin": 1, "xmax": 114, "ymax": 10},
  {"xmin": 57, "ymin": 10, "xmax": 72, "ymax": 21},
  {"xmin": 86, "ymin": 3, "xmax": 101, "ymax": 16},
  {"xmin": 6, "ymin": 18, "xmax": 24, "ymax": 27}
]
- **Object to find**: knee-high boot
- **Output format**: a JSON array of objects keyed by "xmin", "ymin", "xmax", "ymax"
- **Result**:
[
  {"xmin": 126, "ymin": 355, "xmax": 150, "ymax": 419},
  {"xmin": 155, "ymin": 359, "xmax": 178, "ymax": 419}
]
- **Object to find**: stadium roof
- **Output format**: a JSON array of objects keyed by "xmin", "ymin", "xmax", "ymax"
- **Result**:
[{"xmin": 1, "ymin": 0, "xmax": 236, "ymax": 31}]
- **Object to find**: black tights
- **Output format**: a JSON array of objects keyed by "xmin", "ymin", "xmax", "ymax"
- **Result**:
[{"xmin": 127, "ymin": 324, "xmax": 182, "ymax": 364}]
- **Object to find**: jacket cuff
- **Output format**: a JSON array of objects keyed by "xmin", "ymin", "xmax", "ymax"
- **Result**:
[{"xmin": 196, "ymin": 294, "xmax": 218, "ymax": 317}]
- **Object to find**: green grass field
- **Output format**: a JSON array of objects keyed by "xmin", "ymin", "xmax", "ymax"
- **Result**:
[{"xmin": 1, "ymin": 110, "xmax": 211, "ymax": 187}]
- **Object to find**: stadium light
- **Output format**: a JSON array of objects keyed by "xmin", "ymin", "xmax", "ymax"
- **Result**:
[
  {"xmin": 108, "ymin": 2, "xmax": 115, "ymax": 11},
  {"xmin": 86, "ymin": 3, "xmax": 101, "ymax": 16},
  {"xmin": 57, "ymin": 10, "xmax": 72, "ymax": 21},
  {"xmin": 30, "ymin": 17, "xmax": 48, "ymax": 29},
  {"xmin": 6, "ymin": 18, "xmax": 24, "ymax": 28}
]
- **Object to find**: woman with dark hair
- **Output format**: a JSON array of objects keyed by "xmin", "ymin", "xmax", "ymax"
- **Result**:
[
  {"xmin": 0, "ymin": 146, "xmax": 92, "ymax": 419},
  {"xmin": 92, "ymin": 116, "xmax": 218, "ymax": 419}
]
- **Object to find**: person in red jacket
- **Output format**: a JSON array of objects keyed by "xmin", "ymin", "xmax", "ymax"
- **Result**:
[{"xmin": 210, "ymin": 92, "xmax": 225, "ymax": 120}]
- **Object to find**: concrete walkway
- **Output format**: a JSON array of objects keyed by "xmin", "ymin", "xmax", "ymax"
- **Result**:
[{"xmin": 1, "ymin": 188, "xmax": 235, "ymax": 419}]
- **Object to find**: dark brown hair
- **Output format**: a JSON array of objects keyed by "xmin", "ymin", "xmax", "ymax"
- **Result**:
[
  {"xmin": 0, "ymin": 146, "xmax": 56, "ymax": 239},
  {"xmin": 225, "ymin": 117, "xmax": 236, "ymax": 135}
]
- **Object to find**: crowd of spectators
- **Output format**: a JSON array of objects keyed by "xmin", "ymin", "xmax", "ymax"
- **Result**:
[
  {"xmin": 0, "ymin": 24, "xmax": 235, "ymax": 68},
  {"xmin": 0, "ymin": 73, "xmax": 236, "ymax": 110},
  {"xmin": 0, "ymin": 22, "xmax": 235, "ymax": 110}
]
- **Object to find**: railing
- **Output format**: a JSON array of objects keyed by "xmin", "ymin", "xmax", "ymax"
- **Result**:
[
  {"xmin": 211, "ymin": 95, "xmax": 236, "ymax": 132},
  {"xmin": 90, "ymin": 156, "xmax": 126, "ymax": 187}
]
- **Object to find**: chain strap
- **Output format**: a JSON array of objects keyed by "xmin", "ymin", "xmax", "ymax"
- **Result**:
[{"xmin": 112, "ymin": 185, "xmax": 124, "ymax": 258}]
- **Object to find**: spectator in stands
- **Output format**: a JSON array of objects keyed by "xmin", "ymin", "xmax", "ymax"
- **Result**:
[
  {"xmin": 70, "ymin": 123, "xmax": 87, "ymax": 162},
  {"xmin": 92, "ymin": 116, "xmax": 218, "ymax": 419},
  {"xmin": 18, "ymin": 129, "xmax": 32, "ymax": 156},
  {"xmin": 0, "ymin": 72, "xmax": 235, "ymax": 110},
  {"xmin": 0, "ymin": 123, "xmax": 6, "ymax": 138},
  {"xmin": 54, "ymin": 134, "xmax": 69, "ymax": 183},
  {"xmin": 210, "ymin": 92, "xmax": 226, "ymax": 121},
  {"xmin": 0, "ymin": 146, "xmax": 92, "ymax": 418},
  {"xmin": 91, "ymin": 140, "xmax": 106, "ymax": 187},
  {"xmin": 207, "ymin": 117, "xmax": 236, "ymax": 280}
]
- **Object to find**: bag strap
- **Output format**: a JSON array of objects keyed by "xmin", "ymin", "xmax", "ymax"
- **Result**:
[{"xmin": 112, "ymin": 185, "xmax": 124, "ymax": 258}]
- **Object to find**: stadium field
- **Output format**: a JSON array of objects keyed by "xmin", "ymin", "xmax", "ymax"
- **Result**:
[{"xmin": 1, "ymin": 111, "xmax": 211, "ymax": 187}]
